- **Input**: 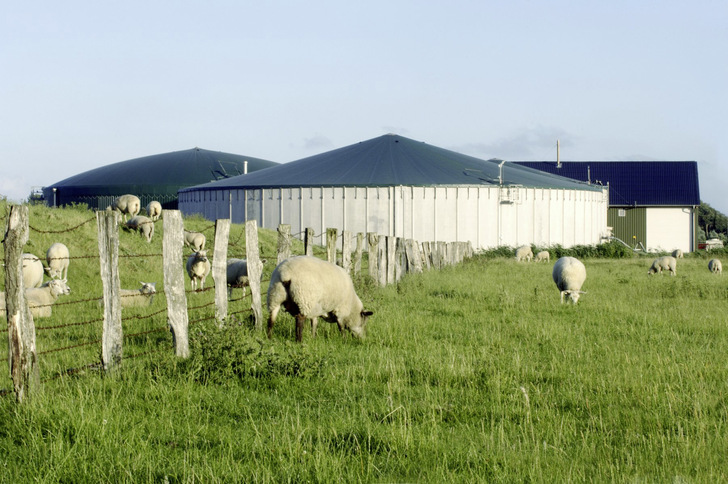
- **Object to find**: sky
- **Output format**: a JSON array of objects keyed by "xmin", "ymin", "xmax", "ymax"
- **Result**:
[{"xmin": 3, "ymin": 1, "xmax": 727, "ymax": 212}]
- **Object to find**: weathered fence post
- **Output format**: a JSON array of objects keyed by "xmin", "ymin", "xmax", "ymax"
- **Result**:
[
  {"xmin": 304, "ymin": 228, "xmax": 314, "ymax": 256},
  {"xmin": 97, "ymin": 210, "xmax": 123, "ymax": 372},
  {"xmin": 326, "ymin": 228, "xmax": 338, "ymax": 264},
  {"xmin": 212, "ymin": 218, "xmax": 231, "ymax": 323},
  {"xmin": 342, "ymin": 230, "xmax": 352, "ymax": 273},
  {"xmin": 354, "ymin": 233, "xmax": 364, "ymax": 275},
  {"xmin": 405, "ymin": 239, "xmax": 423, "ymax": 274},
  {"xmin": 394, "ymin": 237, "xmax": 404, "ymax": 282},
  {"xmin": 163, "ymin": 210, "xmax": 189, "ymax": 358},
  {"xmin": 277, "ymin": 224, "xmax": 291, "ymax": 264},
  {"xmin": 421, "ymin": 242, "xmax": 431, "ymax": 270},
  {"xmin": 245, "ymin": 220, "xmax": 264, "ymax": 331},
  {"xmin": 4, "ymin": 205, "xmax": 39, "ymax": 403},
  {"xmin": 386, "ymin": 236, "xmax": 397, "ymax": 285},
  {"xmin": 367, "ymin": 232, "xmax": 379, "ymax": 280},
  {"xmin": 377, "ymin": 241, "xmax": 387, "ymax": 287}
]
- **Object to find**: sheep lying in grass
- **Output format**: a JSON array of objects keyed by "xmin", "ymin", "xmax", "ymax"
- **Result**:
[
  {"xmin": 126, "ymin": 215, "xmax": 155, "ymax": 243},
  {"xmin": 534, "ymin": 250, "xmax": 550, "ymax": 263},
  {"xmin": 111, "ymin": 194, "xmax": 141, "ymax": 222},
  {"xmin": 515, "ymin": 245, "xmax": 533, "ymax": 262},
  {"xmin": 184, "ymin": 230, "xmax": 206, "ymax": 252},
  {"xmin": 648, "ymin": 256, "xmax": 677, "ymax": 276},
  {"xmin": 45, "ymin": 242, "xmax": 70, "ymax": 280},
  {"xmin": 146, "ymin": 201, "xmax": 162, "ymax": 221},
  {"xmin": 226, "ymin": 258, "xmax": 266, "ymax": 298},
  {"xmin": 120, "ymin": 282, "xmax": 157, "ymax": 308},
  {"xmin": 708, "ymin": 259, "xmax": 722, "ymax": 275},
  {"xmin": 22, "ymin": 253, "xmax": 44, "ymax": 289},
  {"xmin": 552, "ymin": 256, "xmax": 587, "ymax": 304},
  {"xmin": 671, "ymin": 249, "xmax": 684, "ymax": 259},
  {"xmin": 186, "ymin": 251, "xmax": 210, "ymax": 291},
  {"xmin": 25, "ymin": 279, "xmax": 71, "ymax": 318},
  {"xmin": 267, "ymin": 256, "xmax": 373, "ymax": 342}
]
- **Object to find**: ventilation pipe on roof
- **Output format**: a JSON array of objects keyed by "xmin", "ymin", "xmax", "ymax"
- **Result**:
[
  {"xmin": 556, "ymin": 140, "xmax": 561, "ymax": 169},
  {"xmin": 244, "ymin": 160, "xmax": 248, "ymax": 174},
  {"xmin": 498, "ymin": 160, "xmax": 506, "ymax": 185}
]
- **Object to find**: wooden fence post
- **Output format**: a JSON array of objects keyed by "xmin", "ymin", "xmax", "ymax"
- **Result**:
[
  {"xmin": 326, "ymin": 228, "xmax": 338, "ymax": 264},
  {"xmin": 97, "ymin": 210, "xmax": 123, "ymax": 371},
  {"xmin": 386, "ymin": 236, "xmax": 397, "ymax": 285},
  {"xmin": 394, "ymin": 237, "xmax": 404, "ymax": 282},
  {"xmin": 277, "ymin": 224, "xmax": 291, "ymax": 264},
  {"xmin": 212, "ymin": 219, "xmax": 230, "ymax": 323},
  {"xmin": 342, "ymin": 230, "xmax": 352, "ymax": 273},
  {"xmin": 163, "ymin": 210, "xmax": 189, "ymax": 358},
  {"xmin": 405, "ymin": 239, "xmax": 423, "ymax": 274},
  {"xmin": 354, "ymin": 233, "xmax": 364, "ymax": 275},
  {"xmin": 421, "ymin": 242, "xmax": 432, "ymax": 270},
  {"xmin": 245, "ymin": 220, "xmax": 264, "ymax": 331},
  {"xmin": 4, "ymin": 205, "xmax": 38, "ymax": 403},
  {"xmin": 304, "ymin": 228, "xmax": 314, "ymax": 256},
  {"xmin": 377, "ymin": 241, "xmax": 387, "ymax": 287},
  {"xmin": 367, "ymin": 232, "xmax": 379, "ymax": 280}
]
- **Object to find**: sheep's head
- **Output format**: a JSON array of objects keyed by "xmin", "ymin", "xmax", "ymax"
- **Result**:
[
  {"xmin": 49, "ymin": 279, "xmax": 71, "ymax": 298},
  {"xmin": 196, "ymin": 251, "xmax": 208, "ymax": 262},
  {"xmin": 139, "ymin": 282, "xmax": 157, "ymax": 294},
  {"xmin": 348, "ymin": 310, "xmax": 374, "ymax": 339},
  {"xmin": 562, "ymin": 290, "xmax": 585, "ymax": 304}
]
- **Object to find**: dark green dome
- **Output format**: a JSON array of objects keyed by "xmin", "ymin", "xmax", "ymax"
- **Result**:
[{"xmin": 43, "ymin": 147, "xmax": 277, "ymax": 209}]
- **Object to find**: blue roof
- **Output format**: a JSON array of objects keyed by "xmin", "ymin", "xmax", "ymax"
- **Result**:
[
  {"xmin": 513, "ymin": 161, "xmax": 700, "ymax": 206},
  {"xmin": 181, "ymin": 134, "xmax": 601, "ymax": 192}
]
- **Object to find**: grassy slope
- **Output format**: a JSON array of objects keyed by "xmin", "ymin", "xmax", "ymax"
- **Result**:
[{"xmin": 1, "ymin": 201, "xmax": 728, "ymax": 482}]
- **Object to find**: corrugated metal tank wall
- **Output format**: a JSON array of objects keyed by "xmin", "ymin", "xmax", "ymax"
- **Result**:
[{"xmin": 179, "ymin": 185, "xmax": 608, "ymax": 250}]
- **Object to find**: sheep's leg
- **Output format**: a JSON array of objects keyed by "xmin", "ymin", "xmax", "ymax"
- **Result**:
[
  {"xmin": 295, "ymin": 315, "xmax": 306, "ymax": 342},
  {"xmin": 311, "ymin": 317, "xmax": 318, "ymax": 337},
  {"xmin": 267, "ymin": 307, "xmax": 278, "ymax": 339}
]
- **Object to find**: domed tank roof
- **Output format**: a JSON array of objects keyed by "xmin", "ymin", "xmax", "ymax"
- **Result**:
[
  {"xmin": 181, "ymin": 134, "xmax": 599, "ymax": 192},
  {"xmin": 43, "ymin": 147, "xmax": 277, "ymax": 209}
]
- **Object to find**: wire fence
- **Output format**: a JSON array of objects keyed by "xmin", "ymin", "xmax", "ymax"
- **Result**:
[{"xmin": 2, "ymin": 208, "xmax": 472, "ymax": 401}]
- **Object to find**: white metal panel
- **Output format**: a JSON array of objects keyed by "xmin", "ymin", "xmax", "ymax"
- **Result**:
[{"xmin": 646, "ymin": 207, "xmax": 693, "ymax": 253}]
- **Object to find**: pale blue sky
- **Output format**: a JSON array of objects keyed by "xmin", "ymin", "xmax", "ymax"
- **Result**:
[{"xmin": 3, "ymin": 1, "xmax": 727, "ymax": 212}]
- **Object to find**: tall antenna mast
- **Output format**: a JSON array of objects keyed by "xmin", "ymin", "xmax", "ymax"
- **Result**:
[{"xmin": 556, "ymin": 139, "xmax": 561, "ymax": 168}]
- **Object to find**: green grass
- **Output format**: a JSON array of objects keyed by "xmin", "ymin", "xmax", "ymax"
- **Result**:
[{"xmin": 1, "ymin": 200, "xmax": 728, "ymax": 482}]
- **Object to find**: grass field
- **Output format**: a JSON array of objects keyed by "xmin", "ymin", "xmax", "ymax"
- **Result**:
[{"xmin": 1, "ymin": 201, "xmax": 728, "ymax": 482}]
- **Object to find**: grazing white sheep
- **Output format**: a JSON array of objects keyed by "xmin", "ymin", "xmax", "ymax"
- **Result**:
[
  {"xmin": 671, "ymin": 249, "xmax": 684, "ymax": 259},
  {"xmin": 186, "ymin": 251, "xmax": 211, "ymax": 291},
  {"xmin": 708, "ymin": 259, "xmax": 722, "ymax": 275},
  {"xmin": 120, "ymin": 282, "xmax": 157, "ymax": 308},
  {"xmin": 25, "ymin": 279, "xmax": 71, "ymax": 318},
  {"xmin": 45, "ymin": 242, "xmax": 70, "ymax": 280},
  {"xmin": 22, "ymin": 253, "xmax": 44, "ymax": 289},
  {"xmin": 146, "ymin": 201, "xmax": 162, "ymax": 221},
  {"xmin": 267, "ymin": 256, "xmax": 373, "ymax": 342},
  {"xmin": 226, "ymin": 258, "xmax": 266, "ymax": 298},
  {"xmin": 552, "ymin": 256, "xmax": 587, "ymax": 304},
  {"xmin": 184, "ymin": 230, "xmax": 206, "ymax": 252},
  {"xmin": 534, "ymin": 250, "xmax": 550, "ymax": 263},
  {"xmin": 111, "ymin": 194, "xmax": 141, "ymax": 222},
  {"xmin": 648, "ymin": 256, "xmax": 677, "ymax": 276},
  {"xmin": 126, "ymin": 215, "xmax": 155, "ymax": 243},
  {"xmin": 515, "ymin": 245, "xmax": 533, "ymax": 262}
]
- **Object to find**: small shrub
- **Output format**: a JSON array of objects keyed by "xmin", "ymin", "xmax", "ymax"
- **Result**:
[{"xmin": 176, "ymin": 319, "xmax": 328, "ymax": 384}]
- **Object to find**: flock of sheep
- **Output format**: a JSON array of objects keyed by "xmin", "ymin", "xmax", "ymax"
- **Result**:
[
  {"xmin": 2, "ymin": 193, "xmax": 723, "ymax": 344},
  {"xmin": 514, "ymin": 244, "xmax": 723, "ymax": 307}
]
